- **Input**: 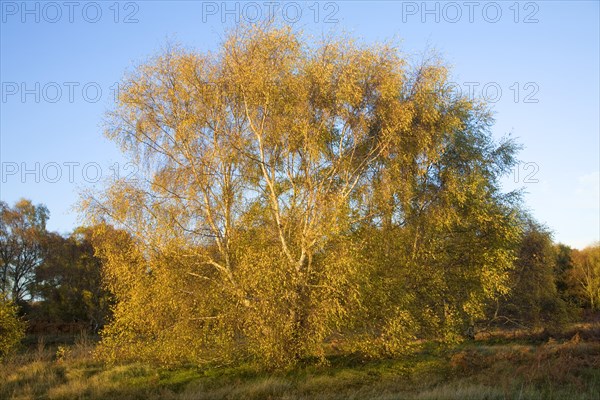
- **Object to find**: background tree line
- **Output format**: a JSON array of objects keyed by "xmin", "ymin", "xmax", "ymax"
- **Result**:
[
  {"xmin": 0, "ymin": 199, "xmax": 112, "ymax": 358},
  {"xmin": 1, "ymin": 24, "xmax": 598, "ymax": 366}
]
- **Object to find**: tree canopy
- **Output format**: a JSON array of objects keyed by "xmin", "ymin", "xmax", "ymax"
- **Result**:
[
  {"xmin": 84, "ymin": 23, "xmax": 525, "ymax": 367},
  {"xmin": 0, "ymin": 199, "xmax": 49, "ymax": 303}
]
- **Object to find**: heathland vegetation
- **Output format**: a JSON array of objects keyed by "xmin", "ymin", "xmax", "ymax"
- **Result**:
[{"xmin": 1, "ymin": 23, "xmax": 599, "ymax": 399}]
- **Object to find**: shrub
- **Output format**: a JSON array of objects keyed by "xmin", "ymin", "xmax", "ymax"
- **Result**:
[{"xmin": 0, "ymin": 295, "xmax": 26, "ymax": 358}]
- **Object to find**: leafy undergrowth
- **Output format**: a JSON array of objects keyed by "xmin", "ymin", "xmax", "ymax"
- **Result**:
[{"xmin": 1, "ymin": 326, "xmax": 599, "ymax": 400}]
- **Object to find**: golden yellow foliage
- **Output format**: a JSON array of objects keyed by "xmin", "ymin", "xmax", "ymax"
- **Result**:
[{"xmin": 84, "ymin": 22, "xmax": 522, "ymax": 367}]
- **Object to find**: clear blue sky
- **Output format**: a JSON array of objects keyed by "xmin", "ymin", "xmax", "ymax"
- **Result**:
[{"xmin": 1, "ymin": 1, "xmax": 598, "ymax": 249}]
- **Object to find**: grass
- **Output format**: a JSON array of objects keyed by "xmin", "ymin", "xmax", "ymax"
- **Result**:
[{"xmin": 1, "ymin": 323, "xmax": 599, "ymax": 399}]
